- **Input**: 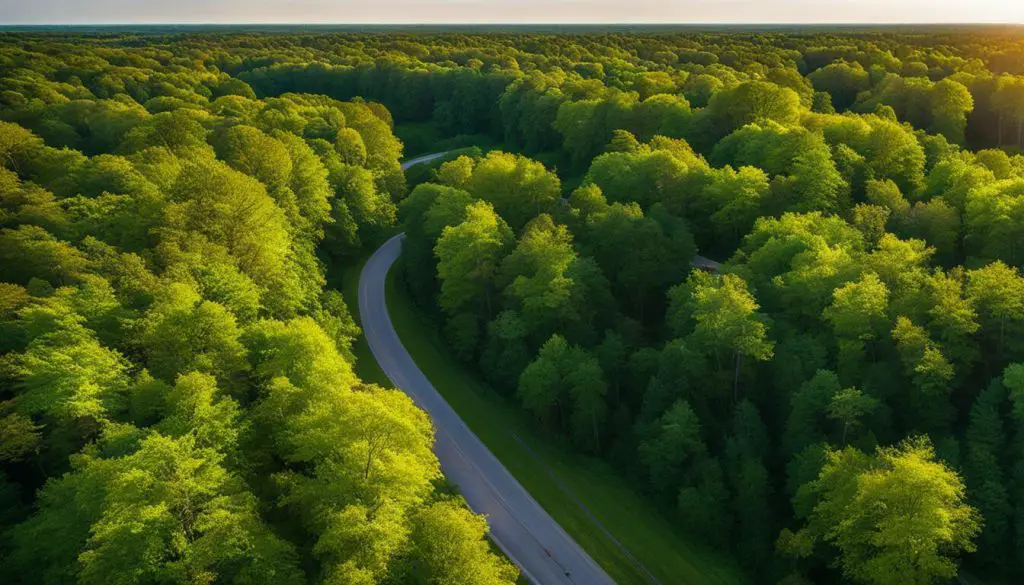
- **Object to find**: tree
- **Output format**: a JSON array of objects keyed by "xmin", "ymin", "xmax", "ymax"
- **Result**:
[
  {"xmin": 166, "ymin": 158, "xmax": 296, "ymax": 314},
  {"xmin": 891, "ymin": 316, "xmax": 955, "ymax": 431},
  {"xmin": 865, "ymin": 179, "xmax": 909, "ymax": 216},
  {"xmin": 964, "ymin": 378, "xmax": 1011, "ymax": 565},
  {"xmin": 784, "ymin": 369, "xmax": 843, "ymax": 457},
  {"xmin": 406, "ymin": 499, "xmax": 519, "ymax": 585},
  {"xmin": 864, "ymin": 119, "xmax": 927, "ymax": 196},
  {"xmin": 554, "ymin": 92, "xmax": 637, "ymax": 167},
  {"xmin": 499, "ymin": 215, "xmax": 579, "ymax": 344},
  {"xmin": 11, "ymin": 319, "xmax": 129, "ymax": 458},
  {"xmin": 275, "ymin": 130, "xmax": 334, "ymax": 238},
  {"xmin": 580, "ymin": 200, "xmax": 694, "ymax": 320},
  {"xmin": 965, "ymin": 178, "xmax": 1024, "ymax": 267},
  {"xmin": 78, "ymin": 433, "xmax": 304, "ymax": 585},
  {"xmin": 771, "ymin": 137, "xmax": 849, "ymax": 214},
  {"xmin": 929, "ymin": 79, "xmax": 974, "ymax": 145},
  {"xmin": 992, "ymin": 75, "xmax": 1024, "ymax": 147},
  {"xmin": 737, "ymin": 211, "xmax": 865, "ymax": 321},
  {"xmin": 702, "ymin": 165, "xmax": 769, "ymax": 250},
  {"xmin": 0, "ymin": 168, "xmax": 67, "ymax": 234},
  {"xmin": 140, "ymin": 283, "xmax": 248, "ymax": 390},
  {"xmin": 242, "ymin": 316, "xmax": 356, "ymax": 395},
  {"xmin": 966, "ymin": 262, "xmax": 1024, "ymax": 362},
  {"xmin": 638, "ymin": 399, "xmax": 706, "ymax": 493},
  {"xmin": 397, "ymin": 183, "xmax": 474, "ymax": 304},
  {"xmin": 157, "ymin": 372, "xmax": 241, "ymax": 455},
  {"xmin": 606, "ymin": 129, "xmax": 642, "ymax": 153},
  {"xmin": 826, "ymin": 387, "xmax": 879, "ymax": 445},
  {"xmin": 314, "ymin": 290, "xmax": 361, "ymax": 364},
  {"xmin": 517, "ymin": 334, "xmax": 607, "ymax": 448},
  {"xmin": 0, "ymin": 412, "xmax": 42, "ymax": 462},
  {"xmin": 851, "ymin": 203, "xmax": 891, "ymax": 247},
  {"xmin": 479, "ymin": 309, "xmax": 532, "ymax": 394},
  {"xmin": 255, "ymin": 355, "xmax": 442, "ymax": 582},
  {"xmin": 6, "ymin": 446, "xmax": 124, "ymax": 584},
  {"xmin": 434, "ymin": 201, "xmax": 514, "ymax": 358},
  {"xmin": 567, "ymin": 353, "xmax": 608, "ymax": 451},
  {"xmin": 707, "ymin": 81, "xmax": 803, "ymax": 140},
  {"xmin": 924, "ymin": 268, "xmax": 980, "ymax": 370},
  {"xmin": 822, "ymin": 272, "xmax": 889, "ymax": 383},
  {"xmin": 1005, "ymin": 364, "xmax": 1024, "ymax": 572},
  {"xmin": 724, "ymin": 399, "xmax": 774, "ymax": 571},
  {"xmin": 118, "ymin": 109, "xmax": 208, "ymax": 155},
  {"xmin": 0, "ymin": 120, "xmax": 44, "ymax": 173},
  {"xmin": 0, "ymin": 225, "xmax": 86, "ymax": 286},
  {"xmin": 212, "ymin": 124, "xmax": 293, "ymax": 192},
  {"xmin": 808, "ymin": 62, "xmax": 870, "ymax": 111},
  {"xmin": 466, "ymin": 151, "xmax": 560, "ymax": 232},
  {"xmin": 812, "ymin": 91, "xmax": 837, "ymax": 114},
  {"xmin": 795, "ymin": 438, "xmax": 980, "ymax": 585},
  {"xmin": 436, "ymin": 155, "xmax": 476, "ymax": 189},
  {"xmin": 330, "ymin": 162, "xmax": 397, "ymax": 240},
  {"xmin": 900, "ymin": 198, "xmax": 960, "ymax": 266},
  {"xmin": 670, "ymin": 271, "xmax": 774, "ymax": 400},
  {"xmin": 677, "ymin": 458, "xmax": 731, "ymax": 546},
  {"xmin": 336, "ymin": 127, "xmax": 368, "ymax": 165},
  {"xmin": 595, "ymin": 329, "xmax": 629, "ymax": 405},
  {"xmin": 9, "ymin": 431, "xmax": 303, "ymax": 585}
]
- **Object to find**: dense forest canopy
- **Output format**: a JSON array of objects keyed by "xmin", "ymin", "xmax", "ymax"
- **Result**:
[{"xmin": 2, "ymin": 25, "xmax": 1024, "ymax": 585}]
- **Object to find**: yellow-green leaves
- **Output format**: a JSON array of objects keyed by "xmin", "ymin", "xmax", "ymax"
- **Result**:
[{"xmin": 798, "ymin": 438, "xmax": 980, "ymax": 585}]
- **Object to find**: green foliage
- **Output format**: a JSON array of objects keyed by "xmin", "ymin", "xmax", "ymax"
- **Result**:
[
  {"xmin": 826, "ymin": 387, "xmax": 879, "ymax": 445},
  {"xmin": 10, "ymin": 27, "xmax": 1024, "ymax": 585},
  {"xmin": 405, "ymin": 499, "xmax": 519, "ymax": 585},
  {"xmin": 518, "ymin": 334, "xmax": 608, "ymax": 450},
  {"xmin": 140, "ymin": 283, "xmax": 248, "ymax": 389},
  {"xmin": 796, "ymin": 438, "xmax": 980, "ymax": 585},
  {"xmin": 0, "ymin": 46, "xmax": 517, "ymax": 585},
  {"xmin": 639, "ymin": 399, "xmax": 706, "ymax": 493},
  {"xmin": 465, "ymin": 151, "xmax": 560, "ymax": 232},
  {"xmin": 434, "ymin": 201, "xmax": 514, "ymax": 358}
]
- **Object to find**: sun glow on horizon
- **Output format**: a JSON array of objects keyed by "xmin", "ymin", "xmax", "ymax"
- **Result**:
[{"xmin": 2, "ymin": 0, "xmax": 1023, "ymax": 25}]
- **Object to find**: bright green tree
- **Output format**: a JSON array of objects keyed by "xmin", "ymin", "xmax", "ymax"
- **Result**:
[{"xmin": 795, "ymin": 438, "xmax": 980, "ymax": 585}]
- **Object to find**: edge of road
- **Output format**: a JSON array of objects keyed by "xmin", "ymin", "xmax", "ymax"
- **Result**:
[{"xmin": 358, "ymin": 233, "xmax": 615, "ymax": 585}]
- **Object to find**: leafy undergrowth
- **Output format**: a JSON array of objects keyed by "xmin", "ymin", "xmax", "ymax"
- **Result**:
[{"xmin": 382, "ymin": 257, "xmax": 748, "ymax": 585}]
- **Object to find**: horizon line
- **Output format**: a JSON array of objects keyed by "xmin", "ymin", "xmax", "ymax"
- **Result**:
[{"xmin": 3, "ymin": 21, "xmax": 1024, "ymax": 26}]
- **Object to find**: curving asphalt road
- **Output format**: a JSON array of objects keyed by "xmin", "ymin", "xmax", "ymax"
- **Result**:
[
  {"xmin": 358, "ymin": 232, "xmax": 617, "ymax": 585},
  {"xmin": 400, "ymin": 151, "xmax": 451, "ymax": 169}
]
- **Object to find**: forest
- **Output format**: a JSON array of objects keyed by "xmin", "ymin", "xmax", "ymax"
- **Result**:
[{"xmin": 2, "ymin": 25, "xmax": 1024, "ymax": 585}]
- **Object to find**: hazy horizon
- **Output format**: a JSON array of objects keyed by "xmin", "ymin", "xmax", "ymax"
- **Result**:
[{"xmin": 1, "ymin": 0, "xmax": 1023, "ymax": 26}]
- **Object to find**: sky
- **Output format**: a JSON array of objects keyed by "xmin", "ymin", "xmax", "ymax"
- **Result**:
[{"xmin": 1, "ymin": 0, "xmax": 1023, "ymax": 25}]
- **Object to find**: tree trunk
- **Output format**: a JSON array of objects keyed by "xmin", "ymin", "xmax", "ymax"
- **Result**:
[
  {"xmin": 999, "ymin": 318, "xmax": 1005, "ymax": 364},
  {"xmin": 733, "ymin": 350, "xmax": 742, "ymax": 403}
]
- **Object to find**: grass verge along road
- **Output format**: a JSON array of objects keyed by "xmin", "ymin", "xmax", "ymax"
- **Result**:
[{"xmin": 380, "ymin": 255, "xmax": 747, "ymax": 585}]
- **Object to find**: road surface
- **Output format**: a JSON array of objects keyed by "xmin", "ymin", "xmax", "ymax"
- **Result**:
[
  {"xmin": 400, "ymin": 151, "xmax": 450, "ymax": 170},
  {"xmin": 358, "ymin": 233, "xmax": 617, "ymax": 585}
]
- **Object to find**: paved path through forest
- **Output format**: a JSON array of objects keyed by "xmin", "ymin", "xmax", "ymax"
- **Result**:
[
  {"xmin": 358, "ymin": 233, "xmax": 617, "ymax": 585},
  {"xmin": 365, "ymin": 149, "xmax": 614, "ymax": 584},
  {"xmin": 359, "ymin": 152, "xmax": 716, "ymax": 584}
]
